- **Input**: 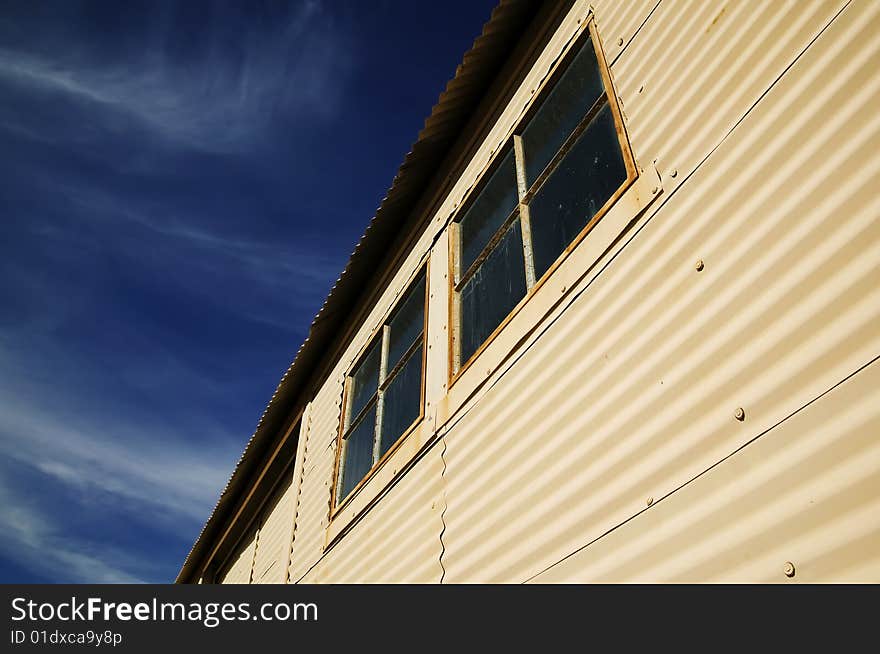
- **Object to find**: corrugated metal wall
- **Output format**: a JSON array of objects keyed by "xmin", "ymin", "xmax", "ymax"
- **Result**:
[
  {"xmin": 216, "ymin": 472, "xmax": 297, "ymax": 585},
  {"xmin": 275, "ymin": 0, "xmax": 880, "ymax": 583},
  {"xmin": 440, "ymin": 0, "xmax": 879, "ymax": 583},
  {"xmin": 219, "ymin": 527, "xmax": 257, "ymax": 584},
  {"xmin": 300, "ymin": 445, "xmax": 446, "ymax": 583},
  {"xmin": 532, "ymin": 359, "xmax": 880, "ymax": 582},
  {"xmin": 251, "ymin": 472, "xmax": 296, "ymax": 584}
]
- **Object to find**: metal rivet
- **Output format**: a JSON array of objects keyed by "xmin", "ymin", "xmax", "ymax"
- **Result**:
[
  {"xmin": 646, "ymin": 497, "xmax": 654, "ymax": 506},
  {"xmin": 638, "ymin": 84, "xmax": 644, "ymax": 94},
  {"xmin": 487, "ymin": 369, "xmax": 492, "ymax": 376},
  {"xmin": 561, "ymin": 285, "xmax": 567, "ymax": 294},
  {"xmin": 784, "ymin": 561, "xmax": 796, "ymax": 578},
  {"xmin": 695, "ymin": 259, "xmax": 704, "ymax": 272},
  {"xmin": 651, "ymin": 186, "xmax": 659, "ymax": 195},
  {"xmin": 670, "ymin": 168, "xmax": 678, "ymax": 178},
  {"xmin": 617, "ymin": 37, "xmax": 624, "ymax": 46},
  {"xmin": 735, "ymin": 407, "xmax": 746, "ymax": 421}
]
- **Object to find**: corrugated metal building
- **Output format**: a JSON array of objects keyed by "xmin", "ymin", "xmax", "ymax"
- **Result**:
[{"xmin": 178, "ymin": 0, "xmax": 880, "ymax": 584}]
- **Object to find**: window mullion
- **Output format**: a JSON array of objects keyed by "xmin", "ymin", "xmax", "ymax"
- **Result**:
[
  {"xmin": 513, "ymin": 135, "xmax": 528, "ymax": 200},
  {"xmin": 372, "ymin": 326, "xmax": 390, "ymax": 464},
  {"xmin": 514, "ymin": 135, "xmax": 537, "ymax": 289}
]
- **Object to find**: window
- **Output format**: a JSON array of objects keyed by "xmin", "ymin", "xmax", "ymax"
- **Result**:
[
  {"xmin": 450, "ymin": 22, "xmax": 635, "ymax": 375},
  {"xmin": 334, "ymin": 270, "xmax": 427, "ymax": 507}
]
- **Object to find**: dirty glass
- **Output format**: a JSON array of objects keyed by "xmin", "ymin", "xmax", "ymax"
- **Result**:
[
  {"xmin": 521, "ymin": 36, "xmax": 604, "ymax": 187},
  {"xmin": 458, "ymin": 147, "xmax": 519, "ymax": 276},
  {"xmin": 386, "ymin": 273, "xmax": 425, "ymax": 370},
  {"xmin": 340, "ymin": 402, "xmax": 377, "ymax": 500},
  {"xmin": 459, "ymin": 219, "xmax": 527, "ymax": 364},
  {"xmin": 348, "ymin": 338, "xmax": 381, "ymax": 421},
  {"xmin": 529, "ymin": 104, "xmax": 626, "ymax": 279},
  {"xmin": 378, "ymin": 344, "xmax": 423, "ymax": 458}
]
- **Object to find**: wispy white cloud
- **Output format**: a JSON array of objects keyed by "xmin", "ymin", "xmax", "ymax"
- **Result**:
[
  {"xmin": 0, "ymin": 372, "xmax": 243, "ymax": 582},
  {"xmin": 0, "ymin": 1, "xmax": 351, "ymax": 152},
  {"xmin": 0, "ymin": 391, "xmax": 238, "ymax": 526},
  {"xmin": 0, "ymin": 476, "xmax": 148, "ymax": 583}
]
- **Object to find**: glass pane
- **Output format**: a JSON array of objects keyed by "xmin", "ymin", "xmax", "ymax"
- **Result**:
[
  {"xmin": 386, "ymin": 273, "xmax": 425, "ymax": 371},
  {"xmin": 378, "ymin": 343, "xmax": 423, "ymax": 458},
  {"xmin": 348, "ymin": 339, "xmax": 381, "ymax": 422},
  {"xmin": 458, "ymin": 219, "xmax": 527, "ymax": 365},
  {"xmin": 529, "ymin": 103, "xmax": 626, "ymax": 279},
  {"xmin": 521, "ymin": 36, "xmax": 604, "ymax": 186},
  {"xmin": 459, "ymin": 147, "xmax": 518, "ymax": 275},
  {"xmin": 340, "ymin": 402, "xmax": 377, "ymax": 501}
]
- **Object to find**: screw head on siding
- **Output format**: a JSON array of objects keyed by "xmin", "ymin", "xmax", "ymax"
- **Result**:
[
  {"xmin": 784, "ymin": 561, "xmax": 796, "ymax": 578},
  {"xmin": 617, "ymin": 37, "xmax": 624, "ymax": 46},
  {"xmin": 695, "ymin": 259, "xmax": 705, "ymax": 272},
  {"xmin": 646, "ymin": 497, "xmax": 654, "ymax": 507},
  {"xmin": 651, "ymin": 186, "xmax": 659, "ymax": 195},
  {"xmin": 670, "ymin": 168, "xmax": 678, "ymax": 178},
  {"xmin": 638, "ymin": 84, "xmax": 644, "ymax": 94},
  {"xmin": 735, "ymin": 407, "xmax": 746, "ymax": 421}
]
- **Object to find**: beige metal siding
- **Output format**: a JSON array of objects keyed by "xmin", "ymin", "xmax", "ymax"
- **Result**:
[
  {"xmin": 532, "ymin": 359, "xmax": 880, "ymax": 583},
  {"xmin": 440, "ymin": 0, "xmax": 880, "ymax": 582},
  {"xmin": 251, "ymin": 472, "xmax": 295, "ymax": 584},
  {"xmin": 266, "ymin": 0, "xmax": 880, "ymax": 583},
  {"xmin": 301, "ymin": 445, "xmax": 446, "ymax": 583},
  {"xmin": 610, "ymin": 0, "xmax": 848, "ymax": 184},
  {"xmin": 592, "ymin": 0, "xmax": 659, "ymax": 64},
  {"xmin": 287, "ymin": 376, "xmax": 341, "ymax": 581},
  {"xmin": 219, "ymin": 528, "xmax": 257, "ymax": 584},
  {"xmin": 288, "ymin": 441, "xmax": 335, "ymax": 582}
]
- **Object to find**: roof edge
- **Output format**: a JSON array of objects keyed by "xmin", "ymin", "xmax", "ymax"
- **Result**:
[{"xmin": 176, "ymin": 0, "xmax": 548, "ymax": 584}]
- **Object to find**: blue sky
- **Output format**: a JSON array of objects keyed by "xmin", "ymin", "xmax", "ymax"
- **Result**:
[{"xmin": 0, "ymin": 0, "xmax": 496, "ymax": 583}]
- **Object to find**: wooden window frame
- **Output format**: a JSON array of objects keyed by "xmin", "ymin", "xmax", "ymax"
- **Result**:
[
  {"xmin": 448, "ymin": 16, "xmax": 637, "ymax": 386},
  {"xmin": 330, "ymin": 263, "xmax": 430, "ymax": 517}
]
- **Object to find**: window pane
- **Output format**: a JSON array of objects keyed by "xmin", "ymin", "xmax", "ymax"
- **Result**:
[
  {"xmin": 459, "ymin": 148, "xmax": 518, "ymax": 275},
  {"xmin": 340, "ymin": 402, "xmax": 377, "ymax": 501},
  {"xmin": 348, "ymin": 339, "xmax": 381, "ymax": 422},
  {"xmin": 521, "ymin": 37, "xmax": 604, "ymax": 186},
  {"xmin": 459, "ymin": 219, "xmax": 527, "ymax": 365},
  {"xmin": 378, "ymin": 343, "xmax": 423, "ymax": 458},
  {"xmin": 386, "ymin": 273, "xmax": 425, "ymax": 371},
  {"xmin": 529, "ymin": 103, "xmax": 626, "ymax": 279}
]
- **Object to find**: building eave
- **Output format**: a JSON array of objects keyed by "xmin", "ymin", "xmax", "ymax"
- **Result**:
[{"xmin": 176, "ymin": 0, "xmax": 545, "ymax": 584}]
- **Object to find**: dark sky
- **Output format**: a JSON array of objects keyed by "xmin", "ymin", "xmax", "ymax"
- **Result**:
[{"xmin": 0, "ymin": 0, "xmax": 497, "ymax": 583}]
